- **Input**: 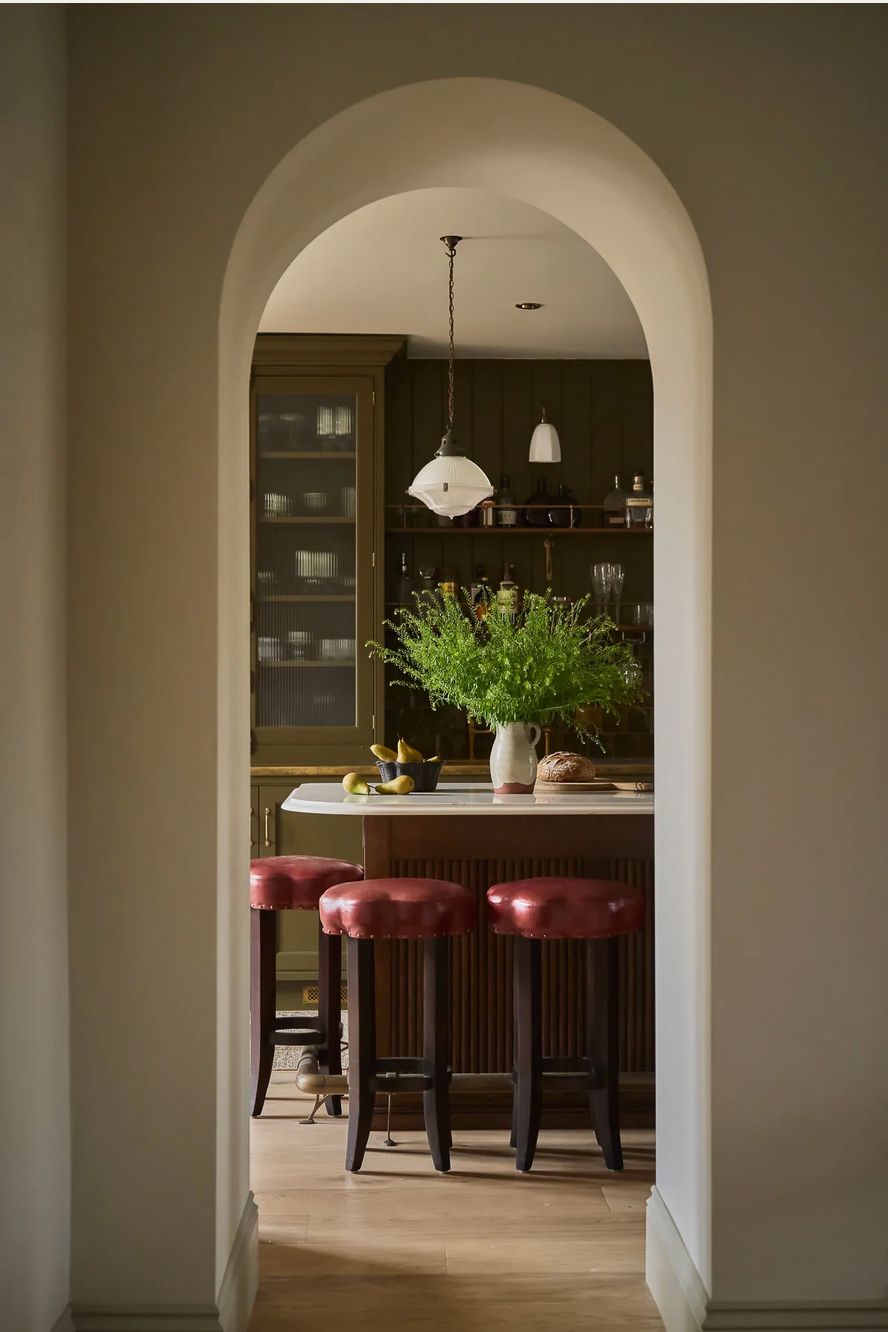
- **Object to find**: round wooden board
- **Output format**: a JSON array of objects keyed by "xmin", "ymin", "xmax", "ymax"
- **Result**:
[{"xmin": 533, "ymin": 779, "xmax": 616, "ymax": 792}]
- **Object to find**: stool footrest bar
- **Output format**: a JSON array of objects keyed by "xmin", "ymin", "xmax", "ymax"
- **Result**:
[
  {"xmin": 375, "ymin": 1056, "xmax": 424, "ymax": 1075},
  {"xmin": 270, "ymin": 1028, "xmax": 324, "ymax": 1045},
  {"xmin": 372, "ymin": 1072, "xmax": 433, "ymax": 1093},
  {"xmin": 541, "ymin": 1055, "xmax": 589, "ymax": 1074}
]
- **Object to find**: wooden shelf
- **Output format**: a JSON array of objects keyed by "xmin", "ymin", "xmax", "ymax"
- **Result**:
[
  {"xmin": 259, "ymin": 659, "xmax": 356, "ymax": 668},
  {"xmin": 260, "ymin": 595, "xmax": 356, "ymax": 604},
  {"xmin": 382, "ymin": 601, "xmax": 653, "ymax": 632},
  {"xmin": 384, "ymin": 526, "xmax": 652, "ymax": 536},
  {"xmin": 259, "ymin": 450, "xmax": 356, "ymax": 460}
]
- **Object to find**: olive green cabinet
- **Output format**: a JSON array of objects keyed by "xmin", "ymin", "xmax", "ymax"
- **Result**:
[
  {"xmin": 251, "ymin": 335, "xmax": 404, "ymax": 767},
  {"xmin": 251, "ymin": 779, "xmax": 362, "ymax": 986}
]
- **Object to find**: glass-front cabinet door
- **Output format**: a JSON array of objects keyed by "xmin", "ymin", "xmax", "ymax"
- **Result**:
[{"xmin": 251, "ymin": 373, "xmax": 377, "ymax": 760}]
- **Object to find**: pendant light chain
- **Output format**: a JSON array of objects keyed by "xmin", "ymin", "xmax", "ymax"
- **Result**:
[
  {"xmin": 446, "ymin": 238, "xmax": 456, "ymax": 430},
  {"xmin": 406, "ymin": 235, "xmax": 493, "ymax": 517}
]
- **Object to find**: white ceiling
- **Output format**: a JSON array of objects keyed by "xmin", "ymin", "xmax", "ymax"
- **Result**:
[{"xmin": 259, "ymin": 187, "xmax": 647, "ymax": 359}]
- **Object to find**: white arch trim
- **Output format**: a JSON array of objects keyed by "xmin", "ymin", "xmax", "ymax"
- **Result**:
[{"xmin": 218, "ymin": 76, "xmax": 712, "ymax": 1303}]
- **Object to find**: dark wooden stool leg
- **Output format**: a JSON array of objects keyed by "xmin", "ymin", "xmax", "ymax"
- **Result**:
[
  {"xmin": 250, "ymin": 907, "xmax": 276, "ymax": 1117},
  {"xmin": 317, "ymin": 923, "xmax": 343, "ymax": 1117},
  {"xmin": 346, "ymin": 937, "xmax": 376, "ymax": 1172},
  {"xmin": 510, "ymin": 949, "xmax": 519, "ymax": 1149},
  {"xmin": 422, "ymin": 937, "xmax": 452, "ymax": 1172},
  {"xmin": 587, "ymin": 936, "xmax": 623, "ymax": 1170},
  {"xmin": 514, "ymin": 936, "xmax": 542, "ymax": 1172}
]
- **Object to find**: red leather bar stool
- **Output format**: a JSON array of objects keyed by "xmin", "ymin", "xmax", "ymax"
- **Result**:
[
  {"xmin": 487, "ymin": 877, "xmax": 645, "ymax": 1172},
  {"xmin": 319, "ymin": 878, "xmax": 476, "ymax": 1174},
  {"xmin": 250, "ymin": 855, "xmax": 363, "ymax": 1118}
]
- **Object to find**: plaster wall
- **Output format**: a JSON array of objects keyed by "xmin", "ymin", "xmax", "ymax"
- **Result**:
[
  {"xmin": 65, "ymin": 3, "xmax": 888, "ymax": 1314},
  {"xmin": 0, "ymin": 8, "xmax": 70, "ymax": 1329}
]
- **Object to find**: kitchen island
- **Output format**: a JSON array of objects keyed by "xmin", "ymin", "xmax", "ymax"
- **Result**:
[{"xmin": 282, "ymin": 782, "xmax": 655, "ymax": 1128}]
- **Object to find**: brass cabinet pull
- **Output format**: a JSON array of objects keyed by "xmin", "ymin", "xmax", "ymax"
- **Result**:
[{"xmin": 263, "ymin": 806, "xmax": 272, "ymax": 848}]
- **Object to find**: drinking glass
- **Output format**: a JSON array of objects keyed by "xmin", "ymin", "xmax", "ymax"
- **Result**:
[
  {"xmin": 609, "ymin": 562, "xmax": 625, "ymax": 624},
  {"xmin": 591, "ymin": 562, "xmax": 610, "ymax": 616}
]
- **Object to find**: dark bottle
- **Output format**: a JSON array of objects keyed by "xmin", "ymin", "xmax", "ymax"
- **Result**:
[
  {"xmin": 523, "ymin": 474, "xmax": 552, "ymax": 527},
  {"xmin": 549, "ymin": 481, "xmax": 580, "ymax": 528},
  {"xmin": 603, "ymin": 473, "xmax": 627, "ymax": 528},
  {"xmin": 495, "ymin": 475, "xmax": 518, "ymax": 528},
  {"xmin": 397, "ymin": 552, "xmax": 417, "ymax": 605}
]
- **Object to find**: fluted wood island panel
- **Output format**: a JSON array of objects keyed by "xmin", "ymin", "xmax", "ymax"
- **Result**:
[{"xmin": 282, "ymin": 785, "xmax": 655, "ymax": 1127}]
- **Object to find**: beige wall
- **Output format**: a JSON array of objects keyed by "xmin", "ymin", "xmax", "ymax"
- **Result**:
[
  {"xmin": 0, "ymin": 8, "xmax": 70, "ymax": 1330},
  {"xmin": 63, "ymin": 3, "xmax": 888, "ymax": 1321}
]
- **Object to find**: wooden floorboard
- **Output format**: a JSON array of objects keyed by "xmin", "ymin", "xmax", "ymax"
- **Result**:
[{"xmin": 249, "ymin": 1072, "xmax": 662, "ymax": 1330}]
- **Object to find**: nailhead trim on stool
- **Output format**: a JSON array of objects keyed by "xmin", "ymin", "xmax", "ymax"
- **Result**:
[
  {"xmin": 319, "ymin": 877, "xmax": 475, "ymax": 940},
  {"xmin": 250, "ymin": 854, "xmax": 363, "ymax": 911},
  {"xmin": 319, "ymin": 877, "xmax": 476, "ymax": 1174},
  {"xmin": 250, "ymin": 855, "xmax": 362, "ymax": 1120},
  {"xmin": 487, "ymin": 876, "xmax": 645, "ymax": 1173},
  {"xmin": 487, "ymin": 875, "xmax": 644, "ymax": 940}
]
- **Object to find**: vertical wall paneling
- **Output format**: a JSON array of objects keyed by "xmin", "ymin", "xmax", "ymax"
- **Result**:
[
  {"xmin": 384, "ymin": 358, "xmax": 654, "ymax": 757},
  {"xmin": 382, "ymin": 852, "xmax": 654, "ymax": 1077}
]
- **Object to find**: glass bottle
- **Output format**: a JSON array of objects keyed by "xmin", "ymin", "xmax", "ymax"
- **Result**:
[
  {"xmin": 495, "ymin": 474, "xmax": 518, "ymax": 528},
  {"xmin": 603, "ymin": 473, "xmax": 627, "ymax": 528},
  {"xmin": 550, "ymin": 480, "xmax": 580, "ymax": 528},
  {"xmin": 437, "ymin": 566, "xmax": 458, "ymax": 599},
  {"xmin": 496, "ymin": 563, "xmax": 519, "ymax": 622},
  {"xmin": 470, "ymin": 564, "xmax": 492, "ymax": 620},
  {"xmin": 397, "ymin": 551, "xmax": 417, "ymax": 606},
  {"xmin": 523, "ymin": 474, "xmax": 551, "ymax": 528},
  {"xmin": 625, "ymin": 473, "xmax": 653, "ymax": 529}
]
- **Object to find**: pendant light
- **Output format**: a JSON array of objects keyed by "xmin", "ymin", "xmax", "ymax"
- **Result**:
[
  {"xmin": 528, "ymin": 404, "xmax": 561, "ymax": 463},
  {"xmin": 407, "ymin": 236, "xmax": 494, "ymax": 518}
]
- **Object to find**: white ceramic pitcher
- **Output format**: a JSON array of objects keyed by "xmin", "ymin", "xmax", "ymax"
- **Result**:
[{"xmin": 489, "ymin": 722, "xmax": 541, "ymax": 794}]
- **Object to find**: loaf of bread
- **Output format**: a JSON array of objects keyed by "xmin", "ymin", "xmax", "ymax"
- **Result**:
[{"xmin": 536, "ymin": 751, "xmax": 598, "ymax": 783}]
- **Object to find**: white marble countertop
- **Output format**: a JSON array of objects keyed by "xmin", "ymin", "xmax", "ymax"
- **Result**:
[{"xmin": 282, "ymin": 781, "xmax": 654, "ymax": 817}]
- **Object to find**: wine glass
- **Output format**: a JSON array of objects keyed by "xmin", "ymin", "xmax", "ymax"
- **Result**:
[
  {"xmin": 591, "ymin": 562, "xmax": 610, "ymax": 617},
  {"xmin": 609, "ymin": 562, "xmax": 625, "ymax": 624}
]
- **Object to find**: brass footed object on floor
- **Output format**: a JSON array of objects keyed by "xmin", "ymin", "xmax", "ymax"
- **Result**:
[
  {"xmin": 301, "ymin": 1093, "xmax": 324, "ymax": 1126},
  {"xmin": 383, "ymin": 1094, "xmax": 398, "ymax": 1147}
]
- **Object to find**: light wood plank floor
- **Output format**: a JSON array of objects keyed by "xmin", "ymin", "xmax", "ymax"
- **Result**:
[{"xmin": 249, "ymin": 1072, "xmax": 662, "ymax": 1330}]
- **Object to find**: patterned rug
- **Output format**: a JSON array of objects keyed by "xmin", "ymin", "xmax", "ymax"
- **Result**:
[{"xmin": 272, "ymin": 1010, "xmax": 349, "ymax": 1070}]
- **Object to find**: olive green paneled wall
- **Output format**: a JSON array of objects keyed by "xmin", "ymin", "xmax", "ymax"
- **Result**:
[
  {"xmin": 387, "ymin": 357, "xmax": 652, "ymax": 512},
  {"xmin": 384, "ymin": 358, "xmax": 654, "ymax": 759}
]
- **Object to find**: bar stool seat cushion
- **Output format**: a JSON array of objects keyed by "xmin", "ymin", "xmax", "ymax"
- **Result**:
[
  {"xmin": 320, "ymin": 878, "xmax": 476, "ymax": 940},
  {"xmin": 487, "ymin": 877, "xmax": 644, "ymax": 940},
  {"xmin": 250, "ymin": 855, "xmax": 363, "ymax": 911}
]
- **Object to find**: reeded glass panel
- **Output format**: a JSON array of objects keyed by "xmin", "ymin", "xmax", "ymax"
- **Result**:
[{"xmin": 255, "ymin": 390, "xmax": 358, "ymax": 728}]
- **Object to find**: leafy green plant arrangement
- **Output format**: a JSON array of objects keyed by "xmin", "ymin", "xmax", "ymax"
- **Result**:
[{"xmin": 368, "ymin": 591, "xmax": 645, "ymax": 744}]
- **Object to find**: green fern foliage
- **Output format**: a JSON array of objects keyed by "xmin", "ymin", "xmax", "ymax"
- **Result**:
[{"xmin": 368, "ymin": 591, "xmax": 644, "ymax": 742}]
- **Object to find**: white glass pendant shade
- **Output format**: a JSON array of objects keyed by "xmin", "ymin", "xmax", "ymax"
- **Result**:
[
  {"xmin": 408, "ymin": 454, "xmax": 494, "ymax": 518},
  {"xmin": 529, "ymin": 407, "xmax": 562, "ymax": 462},
  {"xmin": 408, "ymin": 235, "xmax": 494, "ymax": 519}
]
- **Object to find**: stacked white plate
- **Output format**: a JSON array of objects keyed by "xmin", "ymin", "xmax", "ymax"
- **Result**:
[
  {"xmin": 318, "ymin": 637, "xmax": 355, "ymax": 661},
  {"xmin": 294, "ymin": 550, "xmax": 339, "ymax": 580}
]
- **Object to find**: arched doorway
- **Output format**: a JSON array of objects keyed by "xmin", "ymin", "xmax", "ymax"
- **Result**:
[{"xmin": 218, "ymin": 76, "xmax": 713, "ymax": 1311}]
